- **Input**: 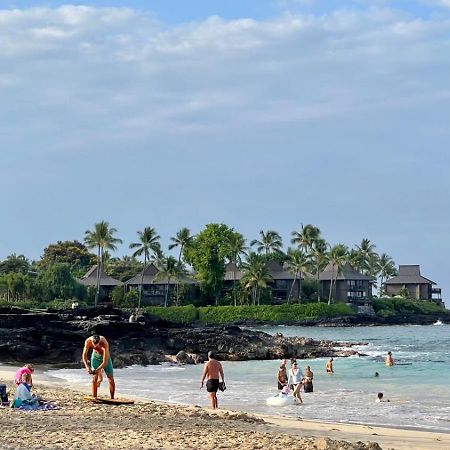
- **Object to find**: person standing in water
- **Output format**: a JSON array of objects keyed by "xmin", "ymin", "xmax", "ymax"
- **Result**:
[
  {"xmin": 82, "ymin": 334, "xmax": 115, "ymax": 399},
  {"xmin": 326, "ymin": 357, "xmax": 334, "ymax": 374},
  {"xmin": 200, "ymin": 351, "xmax": 225, "ymax": 409},
  {"xmin": 288, "ymin": 361, "xmax": 303, "ymax": 404},
  {"xmin": 277, "ymin": 360, "xmax": 288, "ymax": 391},
  {"xmin": 303, "ymin": 366, "xmax": 314, "ymax": 393},
  {"xmin": 385, "ymin": 351, "xmax": 394, "ymax": 367}
]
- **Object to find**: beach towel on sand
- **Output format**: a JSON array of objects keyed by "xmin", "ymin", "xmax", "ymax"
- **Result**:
[{"xmin": 12, "ymin": 401, "xmax": 60, "ymax": 411}]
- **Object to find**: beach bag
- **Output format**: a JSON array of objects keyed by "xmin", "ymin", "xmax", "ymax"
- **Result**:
[
  {"xmin": 0, "ymin": 384, "xmax": 8, "ymax": 404},
  {"xmin": 218, "ymin": 382, "xmax": 226, "ymax": 392}
]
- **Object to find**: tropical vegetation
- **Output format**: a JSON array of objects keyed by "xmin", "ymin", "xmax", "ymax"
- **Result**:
[{"xmin": 2, "ymin": 219, "xmax": 441, "ymax": 314}]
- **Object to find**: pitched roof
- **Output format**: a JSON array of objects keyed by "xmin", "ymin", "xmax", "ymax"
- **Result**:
[
  {"xmin": 319, "ymin": 262, "xmax": 371, "ymax": 281},
  {"xmin": 224, "ymin": 262, "xmax": 243, "ymax": 281},
  {"xmin": 124, "ymin": 263, "xmax": 159, "ymax": 285},
  {"xmin": 384, "ymin": 265, "xmax": 435, "ymax": 285},
  {"xmin": 224, "ymin": 260, "xmax": 302, "ymax": 281},
  {"xmin": 124, "ymin": 263, "xmax": 196, "ymax": 285},
  {"xmin": 78, "ymin": 265, "xmax": 122, "ymax": 287}
]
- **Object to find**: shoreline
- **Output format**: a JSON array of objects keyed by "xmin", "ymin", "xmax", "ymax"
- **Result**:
[{"xmin": 2, "ymin": 364, "xmax": 449, "ymax": 449}]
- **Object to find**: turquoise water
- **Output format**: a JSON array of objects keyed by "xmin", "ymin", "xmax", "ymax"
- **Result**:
[{"xmin": 49, "ymin": 324, "xmax": 450, "ymax": 432}]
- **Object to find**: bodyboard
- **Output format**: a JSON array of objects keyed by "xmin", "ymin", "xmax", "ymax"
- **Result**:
[{"xmin": 83, "ymin": 396, "xmax": 134, "ymax": 405}]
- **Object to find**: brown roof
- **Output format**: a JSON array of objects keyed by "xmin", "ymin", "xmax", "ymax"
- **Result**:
[
  {"xmin": 78, "ymin": 265, "xmax": 122, "ymax": 287},
  {"xmin": 319, "ymin": 262, "xmax": 371, "ymax": 281},
  {"xmin": 384, "ymin": 265, "xmax": 435, "ymax": 285},
  {"xmin": 224, "ymin": 262, "xmax": 243, "ymax": 281},
  {"xmin": 125, "ymin": 263, "xmax": 196, "ymax": 285},
  {"xmin": 224, "ymin": 261, "xmax": 301, "ymax": 281}
]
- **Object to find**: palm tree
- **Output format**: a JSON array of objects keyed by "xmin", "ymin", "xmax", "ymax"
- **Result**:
[
  {"xmin": 352, "ymin": 238, "xmax": 377, "ymax": 275},
  {"xmin": 241, "ymin": 253, "xmax": 272, "ymax": 305},
  {"xmin": 84, "ymin": 221, "xmax": 122, "ymax": 306},
  {"xmin": 169, "ymin": 228, "xmax": 193, "ymax": 303},
  {"xmin": 153, "ymin": 256, "xmax": 187, "ymax": 307},
  {"xmin": 291, "ymin": 224, "xmax": 321, "ymax": 252},
  {"xmin": 169, "ymin": 227, "xmax": 193, "ymax": 262},
  {"xmin": 284, "ymin": 248, "xmax": 310, "ymax": 303},
  {"xmin": 378, "ymin": 253, "xmax": 397, "ymax": 297},
  {"xmin": 227, "ymin": 233, "xmax": 247, "ymax": 306},
  {"xmin": 250, "ymin": 230, "xmax": 283, "ymax": 256},
  {"xmin": 327, "ymin": 244, "xmax": 348, "ymax": 305},
  {"xmin": 129, "ymin": 227, "xmax": 161, "ymax": 308},
  {"xmin": 310, "ymin": 238, "xmax": 329, "ymax": 302}
]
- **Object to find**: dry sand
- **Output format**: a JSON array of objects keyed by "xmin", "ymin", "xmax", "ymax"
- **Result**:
[{"xmin": 1, "ymin": 365, "xmax": 448, "ymax": 450}]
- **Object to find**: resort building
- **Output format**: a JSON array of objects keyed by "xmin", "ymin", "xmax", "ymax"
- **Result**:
[
  {"xmin": 383, "ymin": 265, "xmax": 442, "ymax": 303},
  {"xmin": 319, "ymin": 262, "xmax": 372, "ymax": 303},
  {"xmin": 78, "ymin": 265, "xmax": 122, "ymax": 296},
  {"xmin": 124, "ymin": 263, "xmax": 197, "ymax": 305},
  {"xmin": 223, "ymin": 260, "xmax": 301, "ymax": 301}
]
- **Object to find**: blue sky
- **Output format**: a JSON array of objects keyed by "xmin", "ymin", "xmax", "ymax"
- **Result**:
[{"xmin": 1, "ymin": 1, "xmax": 450, "ymax": 296}]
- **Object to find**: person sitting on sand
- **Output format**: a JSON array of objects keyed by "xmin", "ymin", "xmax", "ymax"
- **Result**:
[
  {"xmin": 12, "ymin": 372, "xmax": 40, "ymax": 408},
  {"xmin": 326, "ymin": 357, "xmax": 334, "ymax": 374},
  {"xmin": 376, "ymin": 392, "xmax": 390, "ymax": 403},
  {"xmin": 200, "ymin": 351, "xmax": 225, "ymax": 410},
  {"xmin": 82, "ymin": 334, "xmax": 115, "ymax": 399},
  {"xmin": 277, "ymin": 360, "xmax": 288, "ymax": 391},
  {"xmin": 385, "ymin": 351, "xmax": 394, "ymax": 367},
  {"xmin": 288, "ymin": 361, "xmax": 303, "ymax": 404},
  {"xmin": 303, "ymin": 366, "xmax": 314, "ymax": 393},
  {"xmin": 14, "ymin": 364, "xmax": 34, "ymax": 387}
]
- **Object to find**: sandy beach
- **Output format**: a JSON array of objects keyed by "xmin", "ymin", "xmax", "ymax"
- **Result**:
[{"xmin": 1, "ymin": 365, "xmax": 449, "ymax": 450}]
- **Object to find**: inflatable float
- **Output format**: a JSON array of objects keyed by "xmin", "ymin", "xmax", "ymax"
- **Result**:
[{"xmin": 266, "ymin": 393, "xmax": 296, "ymax": 407}]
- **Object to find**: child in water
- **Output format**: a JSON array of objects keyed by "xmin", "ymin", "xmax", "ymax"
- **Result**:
[{"xmin": 376, "ymin": 392, "xmax": 390, "ymax": 403}]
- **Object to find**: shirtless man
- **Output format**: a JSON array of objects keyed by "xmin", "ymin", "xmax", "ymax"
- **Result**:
[
  {"xmin": 385, "ymin": 351, "xmax": 394, "ymax": 367},
  {"xmin": 82, "ymin": 334, "xmax": 115, "ymax": 399},
  {"xmin": 326, "ymin": 357, "xmax": 334, "ymax": 374},
  {"xmin": 200, "ymin": 351, "xmax": 224, "ymax": 409}
]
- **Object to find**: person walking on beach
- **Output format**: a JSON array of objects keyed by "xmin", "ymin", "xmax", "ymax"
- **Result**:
[
  {"xmin": 82, "ymin": 334, "xmax": 115, "ymax": 399},
  {"xmin": 385, "ymin": 351, "xmax": 394, "ymax": 367},
  {"xmin": 200, "ymin": 351, "xmax": 224, "ymax": 409},
  {"xmin": 326, "ymin": 357, "xmax": 334, "ymax": 374},
  {"xmin": 288, "ymin": 361, "xmax": 303, "ymax": 404},
  {"xmin": 277, "ymin": 360, "xmax": 288, "ymax": 391},
  {"xmin": 303, "ymin": 366, "xmax": 314, "ymax": 393},
  {"xmin": 14, "ymin": 364, "xmax": 34, "ymax": 387}
]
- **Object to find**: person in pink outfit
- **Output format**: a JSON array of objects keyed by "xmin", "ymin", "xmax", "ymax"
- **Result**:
[{"xmin": 14, "ymin": 364, "xmax": 34, "ymax": 387}]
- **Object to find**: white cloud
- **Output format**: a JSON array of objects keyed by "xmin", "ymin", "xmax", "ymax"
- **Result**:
[{"xmin": 0, "ymin": 5, "xmax": 449, "ymax": 152}]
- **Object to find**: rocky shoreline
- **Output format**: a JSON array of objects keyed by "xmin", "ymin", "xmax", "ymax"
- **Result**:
[{"xmin": 0, "ymin": 306, "xmax": 367, "ymax": 368}]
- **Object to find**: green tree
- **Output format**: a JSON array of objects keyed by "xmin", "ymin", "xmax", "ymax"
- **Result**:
[
  {"xmin": 129, "ymin": 227, "xmax": 161, "ymax": 308},
  {"xmin": 226, "ymin": 232, "xmax": 247, "ymax": 306},
  {"xmin": 250, "ymin": 230, "xmax": 283, "ymax": 256},
  {"xmin": 183, "ymin": 223, "xmax": 236, "ymax": 305},
  {"xmin": 378, "ymin": 253, "xmax": 397, "ymax": 296},
  {"xmin": 310, "ymin": 238, "xmax": 329, "ymax": 302},
  {"xmin": 241, "ymin": 253, "xmax": 273, "ymax": 305},
  {"xmin": 38, "ymin": 263, "xmax": 86, "ymax": 300},
  {"xmin": 284, "ymin": 248, "xmax": 310, "ymax": 303},
  {"xmin": 0, "ymin": 254, "xmax": 30, "ymax": 274},
  {"xmin": 37, "ymin": 241, "xmax": 95, "ymax": 276},
  {"xmin": 169, "ymin": 228, "xmax": 193, "ymax": 303},
  {"xmin": 154, "ymin": 256, "xmax": 187, "ymax": 307},
  {"xmin": 350, "ymin": 238, "xmax": 377, "ymax": 275},
  {"xmin": 107, "ymin": 256, "xmax": 143, "ymax": 282},
  {"xmin": 84, "ymin": 221, "xmax": 122, "ymax": 306},
  {"xmin": 328, "ymin": 244, "xmax": 348, "ymax": 304},
  {"xmin": 291, "ymin": 224, "xmax": 321, "ymax": 253}
]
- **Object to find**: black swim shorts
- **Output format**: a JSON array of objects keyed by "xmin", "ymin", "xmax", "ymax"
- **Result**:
[{"xmin": 206, "ymin": 379, "xmax": 220, "ymax": 393}]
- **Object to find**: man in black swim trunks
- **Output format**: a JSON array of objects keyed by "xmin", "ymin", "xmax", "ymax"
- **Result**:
[{"xmin": 200, "ymin": 351, "xmax": 224, "ymax": 409}]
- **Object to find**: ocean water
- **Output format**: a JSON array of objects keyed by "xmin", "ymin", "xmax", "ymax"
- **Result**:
[{"xmin": 48, "ymin": 324, "xmax": 450, "ymax": 432}]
